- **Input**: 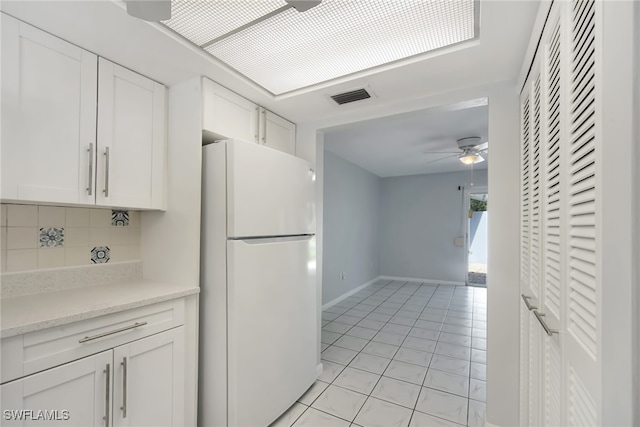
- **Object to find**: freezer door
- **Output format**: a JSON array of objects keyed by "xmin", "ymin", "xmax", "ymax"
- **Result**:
[
  {"xmin": 227, "ymin": 236, "xmax": 317, "ymax": 427},
  {"xmin": 226, "ymin": 139, "xmax": 315, "ymax": 238}
]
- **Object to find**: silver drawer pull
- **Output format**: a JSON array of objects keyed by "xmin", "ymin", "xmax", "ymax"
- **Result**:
[
  {"xmin": 521, "ymin": 293, "xmax": 537, "ymax": 311},
  {"xmin": 79, "ymin": 321, "xmax": 147, "ymax": 343},
  {"xmin": 533, "ymin": 310, "xmax": 558, "ymax": 336}
]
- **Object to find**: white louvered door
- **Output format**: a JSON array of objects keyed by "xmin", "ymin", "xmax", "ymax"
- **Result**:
[
  {"xmin": 563, "ymin": 0, "xmax": 600, "ymax": 423},
  {"xmin": 541, "ymin": 8, "xmax": 564, "ymax": 426},
  {"xmin": 518, "ymin": 90, "xmax": 532, "ymax": 427},
  {"xmin": 519, "ymin": 0, "xmax": 601, "ymax": 425}
]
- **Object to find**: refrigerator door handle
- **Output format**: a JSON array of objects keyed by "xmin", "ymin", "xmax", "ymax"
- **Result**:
[{"xmin": 231, "ymin": 235, "xmax": 314, "ymax": 245}]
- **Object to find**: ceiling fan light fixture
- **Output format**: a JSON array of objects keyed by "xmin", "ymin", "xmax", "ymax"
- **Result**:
[{"xmin": 459, "ymin": 151, "xmax": 484, "ymax": 165}]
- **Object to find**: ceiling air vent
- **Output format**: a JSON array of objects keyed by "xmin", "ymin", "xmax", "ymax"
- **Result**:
[{"xmin": 330, "ymin": 88, "xmax": 371, "ymax": 105}]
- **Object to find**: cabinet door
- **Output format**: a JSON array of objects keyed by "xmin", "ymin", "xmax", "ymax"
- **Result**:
[
  {"xmin": 112, "ymin": 327, "xmax": 184, "ymax": 427},
  {"xmin": 0, "ymin": 350, "xmax": 112, "ymax": 427},
  {"xmin": 96, "ymin": 58, "xmax": 166, "ymax": 210},
  {"xmin": 202, "ymin": 78, "xmax": 258, "ymax": 143},
  {"xmin": 0, "ymin": 14, "xmax": 97, "ymax": 204},
  {"xmin": 260, "ymin": 108, "xmax": 296, "ymax": 155}
]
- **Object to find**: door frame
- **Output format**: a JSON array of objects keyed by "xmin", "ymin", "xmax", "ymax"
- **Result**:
[{"xmin": 464, "ymin": 186, "xmax": 488, "ymax": 286}]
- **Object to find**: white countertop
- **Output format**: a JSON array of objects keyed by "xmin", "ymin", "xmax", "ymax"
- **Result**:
[{"xmin": 1, "ymin": 280, "xmax": 199, "ymax": 338}]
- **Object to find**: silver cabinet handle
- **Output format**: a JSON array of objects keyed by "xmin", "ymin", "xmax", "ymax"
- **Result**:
[
  {"xmin": 120, "ymin": 357, "xmax": 128, "ymax": 418},
  {"xmin": 103, "ymin": 147, "xmax": 110, "ymax": 197},
  {"xmin": 533, "ymin": 310, "xmax": 558, "ymax": 336},
  {"xmin": 521, "ymin": 293, "xmax": 538, "ymax": 311},
  {"xmin": 87, "ymin": 143, "xmax": 94, "ymax": 195},
  {"xmin": 254, "ymin": 106, "xmax": 260, "ymax": 143},
  {"xmin": 104, "ymin": 363, "xmax": 111, "ymax": 427},
  {"xmin": 261, "ymin": 108, "xmax": 267, "ymax": 144},
  {"xmin": 79, "ymin": 321, "xmax": 147, "ymax": 343}
]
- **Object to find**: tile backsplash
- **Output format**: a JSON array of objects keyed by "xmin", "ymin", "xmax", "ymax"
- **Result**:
[{"xmin": 0, "ymin": 204, "xmax": 141, "ymax": 272}]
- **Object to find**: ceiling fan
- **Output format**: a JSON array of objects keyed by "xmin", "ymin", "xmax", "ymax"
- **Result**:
[{"xmin": 423, "ymin": 136, "xmax": 489, "ymax": 166}]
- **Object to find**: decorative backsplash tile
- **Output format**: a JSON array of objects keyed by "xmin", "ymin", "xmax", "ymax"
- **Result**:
[
  {"xmin": 112, "ymin": 210, "xmax": 129, "ymax": 226},
  {"xmin": 1, "ymin": 204, "xmax": 141, "ymax": 273},
  {"xmin": 39, "ymin": 227, "xmax": 64, "ymax": 248},
  {"xmin": 91, "ymin": 246, "xmax": 110, "ymax": 264}
]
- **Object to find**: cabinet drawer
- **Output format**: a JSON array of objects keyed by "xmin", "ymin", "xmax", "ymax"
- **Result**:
[{"xmin": 1, "ymin": 299, "xmax": 184, "ymax": 383}]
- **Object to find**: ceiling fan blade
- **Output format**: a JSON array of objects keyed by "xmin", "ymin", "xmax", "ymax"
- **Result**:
[
  {"xmin": 126, "ymin": 0, "xmax": 171, "ymax": 21},
  {"xmin": 475, "ymin": 142, "xmax": 489, "ymax": 151},
  {"xmin": 422, "ymin": 154, "xmax": 459, "ymax": 166}
]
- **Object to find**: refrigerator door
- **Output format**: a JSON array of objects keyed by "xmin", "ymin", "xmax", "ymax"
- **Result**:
[
  {"xmin": 226, "ymin": 139, "xmax": 315, "ymax": 238},
  {"xmin": 227, "ymin": 236, "xmax": 317, "ymax": 427}
]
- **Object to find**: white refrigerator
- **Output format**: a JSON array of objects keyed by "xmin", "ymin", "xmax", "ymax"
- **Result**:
[{"xmin": 200, "ymin": 139, "xmax": 317, "ymax": 427}]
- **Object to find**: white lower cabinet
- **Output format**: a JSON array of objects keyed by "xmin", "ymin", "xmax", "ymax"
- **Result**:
[
  {"xmin": 112, "ymin": 328, "xmax": 184, "ymax": 427},
  {"xmin": 1, "ymin": 350, "xmax": 112, "ymax": 426},
  {"xmin": 1, "ymin": 327, "xmax": 184, "ymax": 427}
]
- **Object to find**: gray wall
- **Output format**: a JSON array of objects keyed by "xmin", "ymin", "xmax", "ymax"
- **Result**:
[
  {"xmin": 379, "ymin": 170, "xmax": 488, "ymax": 284},
  {"xmin": 322, "ymin": 151, "xmax": 381, "ymax": 305}
]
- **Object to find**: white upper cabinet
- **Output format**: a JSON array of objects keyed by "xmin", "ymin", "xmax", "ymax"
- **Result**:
[
  {"xmin": 1, "ymin": 14, "xmax": 97, "ymax": 205},
  {"xmin": 0, "ymin": 14, "xmax": 166, "ymax": 210},
  {"xmin": 202, "ymin": 78, "xmax": 258, "ymax": 144},
  {"xmin": 96, "ymin": 58, "xmax": 166, "ymax": 210},
  {"xmin": 259, "ymin": 108, "xmax": 296, "ymax": 155},
  {"xmin": 202, "ymin": 78, "xmax": 296, "ymax": 155}
]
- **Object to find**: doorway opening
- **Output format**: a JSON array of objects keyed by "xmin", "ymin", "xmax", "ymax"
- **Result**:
[{"xmin": 467, "ymin": 190, "xmax": 488, "ymax": 287}]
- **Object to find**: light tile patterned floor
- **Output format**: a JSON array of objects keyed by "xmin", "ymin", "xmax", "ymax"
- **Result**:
[{"xmin": 271, "ymin": 280, "xmax": 487, "ymax": 427}]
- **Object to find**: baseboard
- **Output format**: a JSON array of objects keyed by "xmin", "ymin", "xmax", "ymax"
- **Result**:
[
  {"xmin": 322, "ymin": 276, "xmax": 382, "ymax": 310},
  {"xmin": 380, "ymin": 275, "xmax": 465, "ymax": 287},
  {"xmin": 316, "ymin": 363, "xmax": 323, "ymax": 378}
]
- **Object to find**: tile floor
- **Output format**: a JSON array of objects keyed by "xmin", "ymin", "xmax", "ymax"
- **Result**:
[{"xmin": 271, "ymin": 280, "xmax": 487, "ymax": 427}]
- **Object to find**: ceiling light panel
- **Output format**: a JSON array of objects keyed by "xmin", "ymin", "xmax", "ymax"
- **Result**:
[
  {"xmin": 164, "ymin": 0, "xmax": 475, "ymax": 95},
  {"xmin": 163, "ymin": 1, "xmax": 288, "ymax": 46}
]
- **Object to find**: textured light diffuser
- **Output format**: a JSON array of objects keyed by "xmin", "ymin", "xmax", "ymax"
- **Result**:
[
  {"xmin": 163, "ymin": 0, "xmax": 288, "ymax": 46},
  {"xmin": 163, "ymin": 0, "xmax": 476, "ymax": 95}
]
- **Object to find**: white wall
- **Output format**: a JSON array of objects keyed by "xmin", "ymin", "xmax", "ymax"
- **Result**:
[
  {"xmin": 485, "ymin": 85, "xmax": 520, "ymax": 427},
  {"xmin": 322, "ymin": 151, "xmax": 381, "ymax": 305},
  {"xmin": 140, "ymin": 77, "xmax": 202, "ymax": 427},
  {"xmin": 379, "ymin": 170, "xmax": 487, "ymax": 284}
]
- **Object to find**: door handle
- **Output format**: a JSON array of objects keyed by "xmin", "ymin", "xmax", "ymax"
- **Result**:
[
  {"xmin": 104, "ymin": 363, "xmax": 111, "ymax": 427},
  {"xmin": 87, "ymin": 143, "xmax": 94, "ymax": 195},
  {"xmin": 533, "ymin": 310, "xmax": 558, "ymax": 336},
  {"xmin": 103, "ymin": 147, "xmax": 110, "ymax": 197},
  {"xmin": 120, "ymin": 357, "xmax": 128, "ymax": 418},
  {"xmin": 521, "ymin": 294, "xmax": 537, "ymax": 311},
  {"xmin": 261, "ymin": 108, "xmax": 267, "ymax": 144},
  {"xmin": 254, "ymin": 106, "xmax": 259, "ymax": 143}
]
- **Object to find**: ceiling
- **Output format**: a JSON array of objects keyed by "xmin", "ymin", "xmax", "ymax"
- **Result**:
[
  {"xmin": 324, "ymin": 99, "xmax": 489, "ymax": 177},
  {"xmin": 0, "ymin": 1, "xmax": 540, "ymax": 127}
]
